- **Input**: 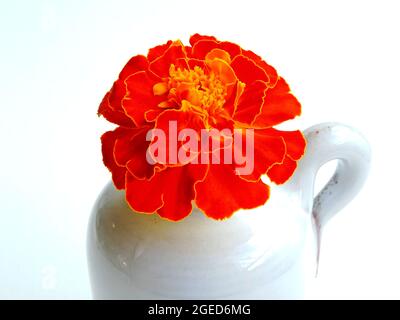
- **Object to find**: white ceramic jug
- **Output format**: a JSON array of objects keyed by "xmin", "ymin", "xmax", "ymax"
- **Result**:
[{"xmin": 87, "ymin": 122, "xmax": 371, "ymax": 299}]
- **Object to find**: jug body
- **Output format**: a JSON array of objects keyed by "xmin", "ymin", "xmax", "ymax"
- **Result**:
[
  {"xmin": 87, "ymin": 182, "xmax": 315, "ymax": 299},
  {"xmin": 87, "ymin": 122, "xmax": 371, "ymax": 299}
]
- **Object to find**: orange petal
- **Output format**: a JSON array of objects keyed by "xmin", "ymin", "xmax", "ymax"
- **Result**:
[
  {"xmin": 157, "ymin": 164, "xmax": 208, "ymax": 221},
  {"xmin": 205, "ymin": 48, "xmax": 231, "ymax": 64},
  {"xmin": 174, "ymin": 58, "xmax": 190, "ymax": 70},
  {"xmin": 191, "ymin": 39, "xmax": 241, "ymax": 60},
  {"xmin": 208, "ymin": 113, "xmax": 234, "ymax": 132},
  {"xmin": 185, "ymin": 45, "xmax": 192, "ymax": 56},
  {"xmin": 189, "ymin": 34, "xmax": 217, "ymax": 46},
  {"xmin": 235, "ymin": 129, "xmax": 286, "ymax": 182},
  {"xmin": 252, "ymin": 77, "xmax": 302, "ymax": 128},
  {"xmin": 113, "ymin": 126, "xmax": 158, "ymax": 180},
  {"xmin": 144, "ymin": 108, "xmax": 165, "ymax": 122},
  {"xmin": 152, "ymin": 109, "xmax": 205, "ymax": 164},
  {"xmin": 223, "ymin": 81, "xmax": 245, "ymax": 117},
  {"xmin": 125, "ymin": 164, "xmax": 207, "ymax": 220},
  {"xmin": 206, "ymin": 58, "xmax": 237, "ymax": 85},
  {"xmin": 125, "ymin": 170, "xmax": 164, "ymax": 214},
  {"xmin": 195, "ymin": 164, "xmax": 270, "ymax": 219},
  {"xmin": 107, "ymin": 79, "xmax": 126, "ymax": 110},
  {"xmin": 264, "ymin": 129, "xmax": 306, "ymax": 160},
  {"xmin": 147, "ymin": 40, "xmax": 173, "ymax": 62},
  {"xmin": 267, "ymin": 155, "xmax": 297, "ymax": 185},
  {"xmin": 101, "ymin": 128, "xmax": 129, "ymax": 189},
  {"xmin": 153, "ymin": 82, "xmax": 169, "ymax": 96},
  {"xmin": 187, "ymin": 58, "xmax": 207, "ymax": 70},
  {"xmin": 233, "ymin": 80, "xmax": 267, "ymax": 124},
  {"xmin": 122, "ymin": 71, "xmax": 165, "ymax": 126},
  {"xmin": 144, "ymin": 99, "xmax": 180, "ymax": 123},
  {"xmin": 119, "ymin": 55, "xmax": 149, "ymax": 80},
  {"xmin": 192, "ymin": 40, "xmax": 219, "ymax": 60},
  {"xmin": 149, "ymin": 41, "xmax": 187, "ymax": 78},
  {"xmin": 155, "ymin": 109, "xmax": 205, "ymax": 137},
  {"xmin": 114, "ymin": 128, "xmax": 145, "ymax": 166},
  {"xmin": 98, "ymin": 56, "xmax": 149, "ymax": 127},
  {"xmin": 230, "ymin": 55, "xmax": 270, "ymax": 85},
  {"xmin": 218, "ymin": 41, "xmax": 242, "ymax": 59},
  {"xmin": 242, "ymin": 50, "xmax": 278, "ymax": 87},
  {"xmin": 98, "ymin": 91, "xmax": 135, "ymax": 127}
]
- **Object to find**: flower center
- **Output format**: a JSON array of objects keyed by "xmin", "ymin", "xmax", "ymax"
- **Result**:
[
  {"xmin": 153, "ymin": 65, "xmax": 228, "ymax": 128},
  {"xmin": 169, "ymin": 65, "xmax": 227, "ymax": 110}
]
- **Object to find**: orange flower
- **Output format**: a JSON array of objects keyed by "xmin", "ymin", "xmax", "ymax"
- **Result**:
[{"xmin": 98, "ymin": 34, "xmax": 306, "ymax": 221}]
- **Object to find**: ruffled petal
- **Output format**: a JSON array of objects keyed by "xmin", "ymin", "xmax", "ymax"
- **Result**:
[
  {"xmin": 149, "ymin": 41, "xmax": 188, "ymax": 78},
  {"xmin": 155, "ymin": 109, "xmax": 205, "ymax": 137},
  {"xmin": 125, "ymin": 164, "xmax": 207, "ymax": 220},
  {"xmin": 147, "ymin": 40, "xmax": 173, "ymax": 62},
  {"xmin": 98, "ymin": 55, "xmax": 149, "ymax": 127},
  {"xmin": 98, "ymin": 91, "xmax": 135, "ymax": 127},
  {"xmin": 107, "ymin": 79, "xmax": 126, "ymax": 110},
  {"xmin": 206, "ymin": 58, "xmax": 237, "ymax": 85},
  {"xmin": 235, "ymin": 129, "xmax": 286, "ymax": 182},
  {"xmin": 191, "ymin": 40, "xmax": 241, "ymax": 60},
  {"xmin": 267, "ymin": 155, "xmax": 297, "ymax": 185},
  {"xmin": 151, "ymin": 109, "xmax": 205, "ymax": 164},
  {"xmin": 263, "ymin": 129, "xmax": 306, "ymax": 184},
  {"xmin": 264, "ymin": 129, "xmax": 306, "ymax": 160},
  {"xmin": 187, "ymin": 58, "xmax": 207, "ymax": 70},
  {"xmin": 233, "ymin": 80, "xmax": 267, "ymax": 124},
  {"xmin": 119, "ymin": 55, "xmax": 149, "ymax": 80},
  {"xmin": 223, "ymin": 81, "xmax": 245, "ymax": 117},
  {"xmin": 157, "ymin": 164, "xmax": 208, "ymax": 220},
  {"xmin": 242, "ymin": 50, "xmax": 278, "ymax": 87},
  {"xmin": 230, "ymin": 55, "xmax": 270, "ymax": 85},
  {"xmin": 101, "ymin": 128, "xmax": 129, "ymax": 189},
  {"xmin": 252, "ymin": 77, "xmax": 302, "ymax": 128},
  {"xmin": 125, "ymin": 170, "xmax": 164, "ymax": 213},
  {"xmin": 113, "ymin": 126, "xmax": 159, "ymax": 180},
  {"xmin": 189, "ymin": 34, "xmax": 217, "ymax": 46},
  {"xmin": 208, "ymin": 113, "xmax": 234, "ymax": 132},
  {"xmin": 195, "ymin": 164, "xmax": 270, "ymax": 219},
  {"xmin": 205, "ymin": 48, "xmax": 231, "ymax": 64},
  {"xmin": 144, "ymin": 108, "xmax": 166, "ymax": 122},
  {"xmin": 218, "ymin": 41, "xmax": 242, "ymax": 59},
  {"xmin": 122, "ymin": 71, "xmax": 165, "ymax": 126},
  {"xmin": 173, "ymin": 58, "xmax": 190, "ymax": 70}
]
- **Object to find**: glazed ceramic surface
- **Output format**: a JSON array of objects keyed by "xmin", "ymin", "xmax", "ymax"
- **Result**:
[{"xmin": 87, "ymin": 123, "xmax": 371, "ymax": 299}]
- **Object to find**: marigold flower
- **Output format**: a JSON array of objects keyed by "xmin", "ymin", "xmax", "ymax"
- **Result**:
[{"xmin": 98, "ymin": 34, "xmax": 306, "ymax": 221}]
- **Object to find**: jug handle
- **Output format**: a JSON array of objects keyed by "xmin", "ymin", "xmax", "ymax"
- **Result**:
[{"xmin": 286, "ymin": 122, "xmax": 371, "ymax": 270}]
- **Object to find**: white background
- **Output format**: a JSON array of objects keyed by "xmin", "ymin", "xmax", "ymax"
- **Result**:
[{"xmin": 1, "ymin": 0, "xmax": 399, "ymax": 299}]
